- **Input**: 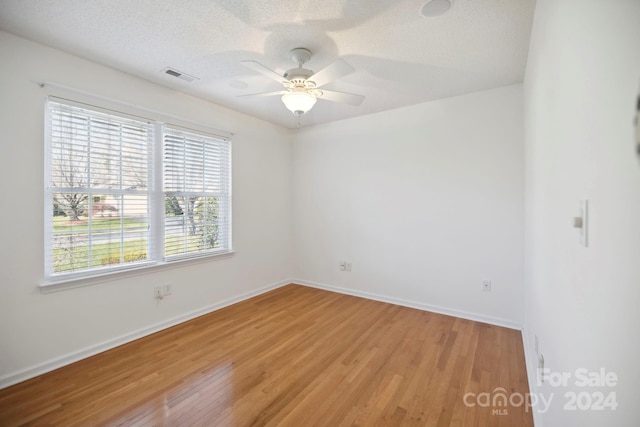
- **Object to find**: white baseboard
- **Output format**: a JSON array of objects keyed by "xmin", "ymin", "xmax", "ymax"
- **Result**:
[
  {"xmin": 521, "ymin": 328, "xmax": 543, "ymax": 427},
  {"xmin": 293, "ymin": 279, "xmax": 523, "ymax": 330},
  {"xmin": 0, "ymin": 279, "xmax": 291, "ymax": 390}
]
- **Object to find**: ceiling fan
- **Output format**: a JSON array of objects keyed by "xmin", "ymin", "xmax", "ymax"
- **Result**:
[{"xmin": 240, "ymin": 48, "xmax": 364, "ymax": 116}]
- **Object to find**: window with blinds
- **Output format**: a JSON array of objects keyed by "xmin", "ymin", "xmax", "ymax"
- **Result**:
[
  {"xmin": 45, "ymin": 98, "xmax": 232, "ymax": 282},
  {"xmin": 46, "ymin": 100, "xmax": 153, "ymax": 277},
  {"xmin": 163, "ymin": 127, "xmax": 231, "ymax": 259}
]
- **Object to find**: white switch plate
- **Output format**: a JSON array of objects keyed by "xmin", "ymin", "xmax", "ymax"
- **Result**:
[
  {"xmin": 482, "ymin": 280, "xmax": 491, "ymax": 292},
  {"xmin": 580, "ymin": 200, "xmax": 588, "ymax": 247}
]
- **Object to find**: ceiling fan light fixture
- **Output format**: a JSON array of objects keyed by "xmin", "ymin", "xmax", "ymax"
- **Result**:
[
  {"xmin": 240, "ymin": 47, "xmax": 363, "ymax": 120},
  {"xmin": 281, "ymin": 90, "xmax": 317, "ymax": 115}
]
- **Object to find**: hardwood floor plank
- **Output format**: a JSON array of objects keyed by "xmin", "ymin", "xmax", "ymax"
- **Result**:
[{"xmin": 0, "ymin": 284, "xmax": 533, "ymax": 426}]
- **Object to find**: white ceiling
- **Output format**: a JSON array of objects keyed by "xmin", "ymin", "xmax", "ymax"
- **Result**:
[{"xmin": 0, "ymin": 0, "xmax": 536, "ymax": 129}]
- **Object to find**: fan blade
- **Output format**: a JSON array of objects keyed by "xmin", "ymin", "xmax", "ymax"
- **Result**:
[
  {"xmin": 240, "ymin": 60, "xmax": 287, "ymax": 84},
  {"xmin": 307, "ymin": 59, "xmax": 354, "ymax": 88},
  {"xmin": 317, "ymin": 90, "xmax": 364, "ymax": 106},
  {"xmin": 238, "ymin": 90, "xmax": 288, "ymax": 98}
]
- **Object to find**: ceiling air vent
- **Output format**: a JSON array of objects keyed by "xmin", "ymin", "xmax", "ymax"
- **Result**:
[{"xmin": 162, "ymin": 67, "xmax": 199, "ymax": 83}]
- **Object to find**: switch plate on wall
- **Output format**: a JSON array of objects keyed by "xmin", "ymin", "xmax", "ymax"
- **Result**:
[
  {"xmin": 579, "ymin": 199, "xmax": 588, "ymax": 247},
  {"xmin": 339, "ymin": 261, "xmax": 352, "ymax": 271}
]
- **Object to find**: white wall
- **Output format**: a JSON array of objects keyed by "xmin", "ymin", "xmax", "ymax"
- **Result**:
[
  {"xmin": 524, "ymin": 1, "xmax": 640, "ymax": 426},
  {"xmin": 0, "ymin": 31, "xmax": 293, "ymax": 385},
  {"xmin": 292, "ymin": 85, "xmax": 525, "ymax": 327}
]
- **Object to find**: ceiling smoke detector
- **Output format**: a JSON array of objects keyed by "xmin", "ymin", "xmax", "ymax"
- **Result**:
[{"xmin": 420, "ymin": 0, "xmax": 452, "ymax": 17}]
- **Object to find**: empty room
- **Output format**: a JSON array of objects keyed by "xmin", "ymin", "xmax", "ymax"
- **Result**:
[{"xmin": 0, "ymin": 0, "xmax": 638, "ymax": 426}]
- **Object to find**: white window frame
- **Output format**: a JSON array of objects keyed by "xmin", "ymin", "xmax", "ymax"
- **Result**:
[{"xmin": 42, "ymin": 96, "xmax": 233, "ymax": 292}]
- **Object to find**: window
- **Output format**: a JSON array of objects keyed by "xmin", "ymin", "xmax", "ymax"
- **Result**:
[
  {"xmin": 163, "ymin": 127, "xmax": 231, "ymax": 259},
  {"xmin": 45, "ymin": 98, "xmax": 232, "ymax": 283}
]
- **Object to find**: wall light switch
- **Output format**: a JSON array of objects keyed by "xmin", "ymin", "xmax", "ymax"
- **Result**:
[{"xmin": 579, "ymin": 200, "xmax": 588, "ymax": 247}]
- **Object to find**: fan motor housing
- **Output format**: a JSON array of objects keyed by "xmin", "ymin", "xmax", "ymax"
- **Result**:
[
  {"xmin": 284, "ymin": 67, "xmax": 315, "ymax": 87},
  {"xmin": 284, "ymin": 67, "xmax": 313, "ymax": 80}
]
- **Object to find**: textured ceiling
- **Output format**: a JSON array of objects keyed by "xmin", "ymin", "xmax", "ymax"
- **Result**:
[{"xmin": 0, "ymin": 0, "xmax": 536, "ymax": 129}]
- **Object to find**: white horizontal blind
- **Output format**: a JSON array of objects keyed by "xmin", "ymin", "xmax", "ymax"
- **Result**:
[
  {"xmin": 46, "ymin": 100, "xmax": 153, "ymax": 277},
  {"xmin": 163, "ymin": 126, "xmax": 231, "ymax": 259}
]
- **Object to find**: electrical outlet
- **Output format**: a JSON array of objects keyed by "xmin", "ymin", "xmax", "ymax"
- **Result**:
[
  {"xmin": 345, "ymin": 262, "xmax": 352, "ymax": 271},
  {"xmin": 482, "ymin": 280, "xmax": 492, "ymax": 292},
  {"xmin": 163, "ymin": 283, "xmax": 172, "ymax": 296},
  {"xmin": 538, "ymin": 354, "xmax": 545, "ymax": 384},
  {"xmin": 154, "ymin": 286, "xmax": 163, "ymax": 300}
]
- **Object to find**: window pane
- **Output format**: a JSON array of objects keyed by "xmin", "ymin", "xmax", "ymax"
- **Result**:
[
  {"xmin": 53, "ymin": 233, "xmax": 89, "ymax": 273},
  {"xmin": 47, "ymin": 100, "xmax": 153, "ymax": 278},
  {"xmin": 50, "ymin": 138, "xmax": 89, "ymax": 190},
  {"xmin": 53, "ymin": 189, "xmax": 91, "ymax": 223},
  {"xmin": 163, "ymin": 126, "xmax": 231, "ymax": 260},
  {"xmin": 164, "ymin": 196, "xmax": 222, "ymax": 257}
]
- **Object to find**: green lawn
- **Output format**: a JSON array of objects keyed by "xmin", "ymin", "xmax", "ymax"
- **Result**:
[
  {"xmin": 53, "ymin": 239, "xmax": 147, "ymax": 273},
  {"xmin": 53, "ymin": 234, "xmax": 216, "ymax": 273},
  {"xmin": 53, "ymin": 216, "xmax": 146, "ymax": 232}
]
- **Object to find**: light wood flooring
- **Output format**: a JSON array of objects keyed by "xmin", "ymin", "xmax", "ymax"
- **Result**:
[{"xmin": 0, "ymin": 284, "xmax": 533, "ymax": 426}]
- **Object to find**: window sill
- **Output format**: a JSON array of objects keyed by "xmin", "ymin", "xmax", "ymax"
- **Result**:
[{"xmin": 39, "ymin": 251, "xmax": 235, "ymax": 294}]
